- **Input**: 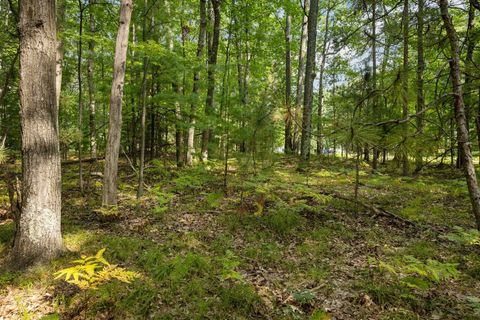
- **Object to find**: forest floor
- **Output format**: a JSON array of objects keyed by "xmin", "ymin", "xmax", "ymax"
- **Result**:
[{"xmin": 1, "ymin": 155, "xmax": 480, "ymax": 319}]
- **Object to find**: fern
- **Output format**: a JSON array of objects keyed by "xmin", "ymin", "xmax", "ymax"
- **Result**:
[{"xmin": 54, "ymin": 248, "xmax": 139, "ymax": 290}]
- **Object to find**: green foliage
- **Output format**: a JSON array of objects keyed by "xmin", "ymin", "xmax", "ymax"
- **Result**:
[
  {"xmin": 378, "ymin": 256, "xmax": 460, "ymax": 289},
  {"xmin": 261, "ymin": 207, "xmax": 305, "ymax": 235},
  {"xmin": 219, "ymin": 250, "xmax": 243, "ymax": 282},
  {"xmin": 444, "ymin": 226, "xmax": 480, "ymax": 246},
  {"xmin": 54, "ymin": 248, "xmax": 139, "ymax": 290},
  {"xmin": 152, "ymin": 187, "xmax": 174, "ymax": 216},
  {"xmin": 172, "ymin": 166, "xmax": 213, "ymax": 192}
]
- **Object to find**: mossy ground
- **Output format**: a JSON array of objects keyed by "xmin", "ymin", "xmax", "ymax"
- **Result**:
[{"xmin": 1, "ymin": 155, "xmax": 479, "ymax": 319}]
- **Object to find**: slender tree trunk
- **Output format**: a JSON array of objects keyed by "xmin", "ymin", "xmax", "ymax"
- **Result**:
[
  {"xmin": 371, "ymin": 0, "xmax": 379, "ymax": 169},
  {"xmin": 401, "ymin": 0, "xmax": 409, "ymax": 176},
  {"xmin": 294, "ymin": 0, "xmax": 309, "ymax": 152},
  {"xmin": 187, "ymin": 0, "xmax": 207, "ymax": 165},
  {"xmin": 201, "ymin": 0, "xmax": 221, "ymax": 162},
  {"xmin": 102, "ymin": 0, "xmax": 133, "ymax": 206},
  {"xmin": 78, "ymin": 0, "xmax": 84, "ymax": 193},
  {"xmin": 440, "ymin": 0, "xmax": 480, "ymax": 230},
  {"xmin": 415, "ymin": 0, "xmax": 425, "ymax": 172},
  {"xmin": 284, "ymin": 13, "xmax": 293, "ymax": 153},
  {"xmin": 300, "ymin": 0, "xmax": 319, "ymax": 161},
  {"xmin": 55, "ymin": 0, "xmax": 65, "ymax": 111},
  {"xmin": 88, "ymin": 0, "xmax": 97, "ymax": 160},
  {"xmin": 316, "ymin": 4, "xmax": 331, "ymax": 155},
  {"xmin": 137, "ymin": 0, "xmax": 149, "ymax": 199},
  {"xmin": 13, "ymin": 0, "xmax": 63, "ymax": 267}
]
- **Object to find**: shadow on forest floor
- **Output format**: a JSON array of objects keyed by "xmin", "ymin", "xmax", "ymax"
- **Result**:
[{"xmin": 1, "ymin": 155, "xmax": 480, "ymax": 319}]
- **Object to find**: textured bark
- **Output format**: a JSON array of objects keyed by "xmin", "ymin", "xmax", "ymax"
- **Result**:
[
  {"xmin": 415, "ymin": 0, "xmax": 425, "ymax": 172},
  {"xmin": 300, "ymin": 0, "xmax": 319, "ymax": 161},
  {"xmin": 293, "ymin": 0, "xmax": 310, "ymax": 152},
  {"xmin": 316, "ymin": 4, "xmax": 331, "ymax": 155},
  {"xmin": 440, "ymin": 0, "xmax": 480, "ymax": 230},
  {"xmin": 187, "ymin": 0, "xmax": 207, "ymax": 166},
  {"xmin": 102, "ymin": 0, "xmax": 133, "ymax": 206},
  {"xmin": 200, "ymin": 0, "xmax": 221, "ymax": 162},
  {"xmin": 401, "ymin": 0, "xmax": 409, "ymax": 176},
  {"xmin": 284, "ymin": 14, "xmax": 293, "ymax": 153},
  {"xmin": 13, "ymin": 0, "xmax": 63, "ymax": 266},
  {"xmin": 88, "ymin": 0, "xmax": 97, "ymax": 160}
]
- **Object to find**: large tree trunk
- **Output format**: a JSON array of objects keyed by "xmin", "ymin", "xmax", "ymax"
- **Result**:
[
  {"xmin": 187, "ymin": 0, "xmax": 207, "ymax": 165},
  {"xmin": 88, "ymin": 0, "xmax": 97, "ymax": 160},
  {"xmin": 316, "ymin": 3, "xmax": 331, "ymax": 155},
  {"xmin": 415, "ymin": 0, "xmax": 425, "ymax": 172},
  {"xmin": 200, "ymin": 0, "xmax": 221, "ymax": 162},
  {"xmin": 294, "ymin": 0, "xmax": 310, "ymax": 153},
  {"xmin": 102, "ymin": 0, "xmax": 133, "ymax": 206},
  {"xmin": 13, "ymin": 0, "xmax": 63, "ymax": 267},
  {"xmin": 284, "ymin": 13, "xmax": 293, "ymax": 153},
  {"xmin": 440, "ymin": 0, "xmax": 480, "ymax": 230},
  {"xmin": 300, "ymin": 0, "xmax": 319, "ymax": 161},
  {"xmin": 401, "ymin": 0, "xmax": 409, "ymax": 176}
]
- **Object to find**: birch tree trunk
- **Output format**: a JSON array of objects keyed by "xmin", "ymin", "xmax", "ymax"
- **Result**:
[
  {"xmin": 102, "ymin": 0, "xmax": 133, "ymax": 206},
  {"xmin": 13, "ymin": 0, "xmax": 63, "ymax": 267},
  {"xmin": 439, "ymin": 0, "xmax": 480, "ymax": 230}
]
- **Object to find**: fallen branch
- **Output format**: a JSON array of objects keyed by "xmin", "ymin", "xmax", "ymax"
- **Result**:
[{"xmin": 62, "ymin": 157, "xmax": 104, "ymax": 165}]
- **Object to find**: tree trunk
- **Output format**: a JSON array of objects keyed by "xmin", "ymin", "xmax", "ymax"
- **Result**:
[
  {"xmin": 316, "ymin": 3, "xmax": 331, "ymax": 155},
  {"xmin": 137, "ymin": 0, "xmax": 149, "ymax": 199},
  {"xmin": 88, "ymin": 0, "xmax": 97, "ymax": 160},
  {"xmin": 55, "ymin": 0, "xmax": 65, "ymax": 111},
  {"xmin": 13, "ymin": 0, "xmax": 63, "ymax": 267},
  {"xmin": 371, "ymin": 0, "xmax": 379, "ymax": 169},
  {"xmin": 300, "ymin": 0, "xmax": 319, "ymax": 161},
  {"xmin": 294, "ymin": 0, "xmax": 310, "ymax": 152},
  {"xmin": 401, "ymin": 0, "xmax": 409, "ymax": 176},
  {"xmin": 284, "ymin": 13, "xmax": 293, "ymax": 153},
  {"xmin": 78, "ymin": 0, "xmax": 85, "ymax": 193},
  {"xmin": 415, "ymin": 0, "xmax": 425, "ymax": 172},
  {"xmin": 201, "ymin": 0, "xmax": 221, "ymax": 162},
  {"xmin": 440, "ymin": 0, "xmax": 480, "ymax": 230},
  {"xmin": 102, "ymin": 0, "xmax": 133, "ymax": 206},
  {"xmin": 187, "ymin": 0, "xmax": 207, "ymax": 165}
]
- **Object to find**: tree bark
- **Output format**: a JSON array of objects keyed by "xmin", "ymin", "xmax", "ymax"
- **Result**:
[
  {"xmin": 88, "ymin": 0, "xmax": 97, "ymax": 160},
  {"xmin": 440, "ymin": 0, "xmax": 480, "ymax": 230},
  {"xmin": 284, "ymin": 13, "xmax": 293, "ymax": 153},
  {"xmin": 371, "ymin": 0, "xmax": 379, "ymax": 169},
  {"xmin": 300, "ymin": 0, "xmax": 319, "ymax": 161},
  {"xmin": 102, "ymin": 0, "xmax": 133, "ymax": 206},
  {"xmin": 13, "ymin": 0, "xmax": 63, "ymax": 266},
  {"xmin": 415, "ymin": 0, "xmax": 425, "ymax": 172},
  {"xmin": 200, "ymin": 0, "xmax": 221, "ymax": 162},
  {"xmin": 77, "ymin": 0, "xmax": 85, "ymax": 193},
  {"xmin": 294, "ymin": 0, "xmax": 310, "ymax": 152},
  {"xmin": 187, "ymin": 0, "xmax": 207, "ymax": 165},
  {"xmin": 316, "ymin": 3, "xmax": 331, "ymax": 155},
  {"xmin": 55, "ymin": 0, "xmax": 65, "ymax": 111},
  {"xmin": 401, "ymin": 0, "xmax": 409, "ymax": 176}
]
